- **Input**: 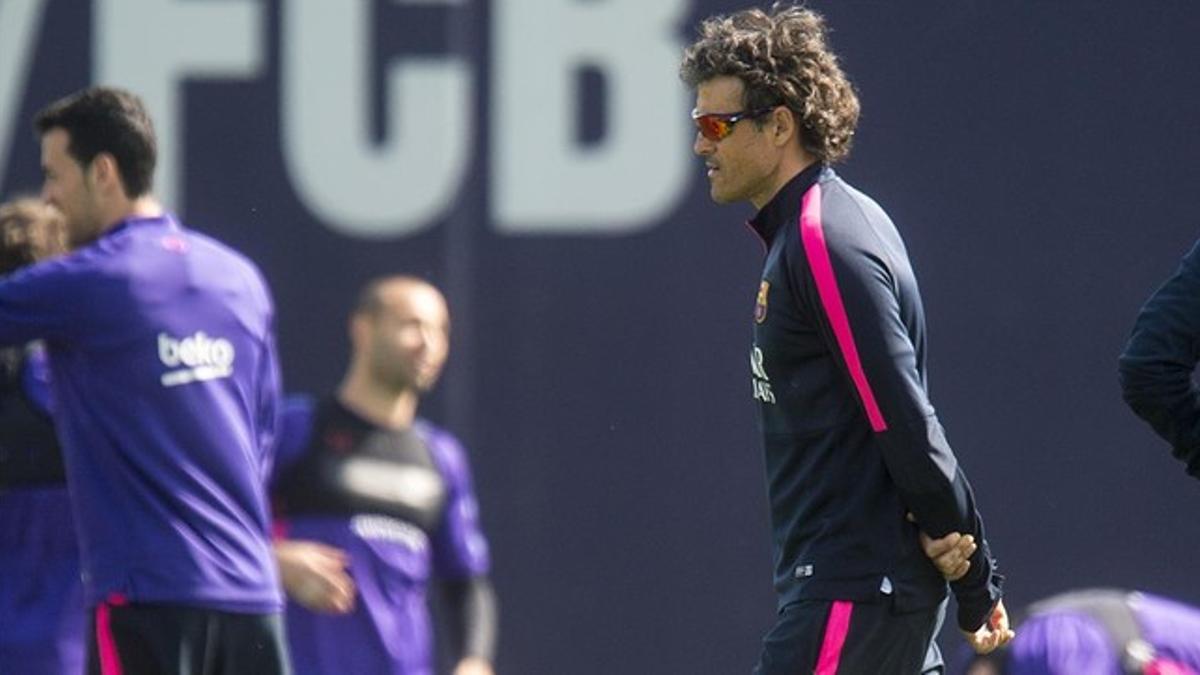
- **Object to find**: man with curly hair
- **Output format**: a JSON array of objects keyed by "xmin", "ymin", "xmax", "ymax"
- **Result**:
[{"xmin": 680, "ymin": 6, "xmax": 1012, "ymax": 673}]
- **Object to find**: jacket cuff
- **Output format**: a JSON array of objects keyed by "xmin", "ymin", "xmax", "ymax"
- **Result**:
[{"xmin": 952, "ymin": 562, "xmax": 1004, "ymax": 631}]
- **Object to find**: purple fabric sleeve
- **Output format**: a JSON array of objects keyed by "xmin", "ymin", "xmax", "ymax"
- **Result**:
[
  {"xmin": 1006, "ymin": 610, "xmax": 1121, "ymax": 675},
  {"xmin": 21, "ymin": 343, "xmax": 55, "ymax": 416},
  {"xmin": 255, "ymin": 320, "xmax": 283, "ymax": 483},
  {"xmin": 272, "ymin": 395, "xmax": 316, "ymax": 480},
  {"xmin": 421, "ymin": 423, "xmax": 491, "ymax": 579},
  {"xmin": 1135, "ymin": 594, "xmax": 1200, "ymax": 671},
  {"xmin": 0, "ymin": 251, "xmax": 86, "ymax": 345}
]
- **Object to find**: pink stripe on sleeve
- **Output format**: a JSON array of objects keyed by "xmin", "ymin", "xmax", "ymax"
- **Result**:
[
  {"xmin": 799, "ymin": 184, "xmax": 889, "ymax": 432},
  {"xmin": 95, "ymin": 593, "xmax": 127, "ymax": 675},
  {"xmin": 815, "ymin": 600, "xmax": 855, "ymax": 675}
]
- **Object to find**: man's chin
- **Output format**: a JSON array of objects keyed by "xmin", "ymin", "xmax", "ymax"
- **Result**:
[{"xmin": 710, "ymin": 188, "xmax": 738, "ymax": 205}]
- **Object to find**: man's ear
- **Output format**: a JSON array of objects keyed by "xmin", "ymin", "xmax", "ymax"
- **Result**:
[
  {"xmin": 88, "ymin": 153, "xmax": 122, "ymax": 195},
  {"xmin": 770, "ymin": 106, "xmax": 798, "ymax": 148}
]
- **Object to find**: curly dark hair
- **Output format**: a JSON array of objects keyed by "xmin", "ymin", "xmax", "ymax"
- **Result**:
[
  {"xmin": 0, "ymin": 198, "xmax": 67, "ymax": 276},
  {"xmin": 680, "ymin": 4, "xmax": 860, "ymax": 164}
]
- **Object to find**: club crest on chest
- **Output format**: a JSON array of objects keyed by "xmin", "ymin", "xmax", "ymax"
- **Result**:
[{"xmin": 755, "ymin": 280, "xmax": 770, "ymax": 324}]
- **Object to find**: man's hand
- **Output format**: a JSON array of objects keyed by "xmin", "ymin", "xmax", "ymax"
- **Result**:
[
  {"xmin": 274, "ymin": 539, "xmax": 356, "ymax": 614},
  {"xmin": 961, "ymin": 599, "xmax": 1015, "ymax": 654},
  {"xmin": 453, "ymin": 656, "xmax": 495, "ymax": 675},
  {"xmin": 908, "ymin": 513, "xmax": 976, "ymax": 581},
  {"xmin": 920, "ymin": 530, "xmax": 976, "ymax": 581}
]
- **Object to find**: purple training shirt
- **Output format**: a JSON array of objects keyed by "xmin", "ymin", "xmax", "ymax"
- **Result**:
[
  {"xmin": 272, "ymin": 396, "xmax": 490, "ymax": 675},
  {"xmin": 0, "ymin": 213, "xmax": 283, "ymax": 612}
]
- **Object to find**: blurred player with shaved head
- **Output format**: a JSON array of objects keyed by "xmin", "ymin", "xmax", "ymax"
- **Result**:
[{"xmin": 272, "ymin": 276, "xmax": 497, "ymax": 675}]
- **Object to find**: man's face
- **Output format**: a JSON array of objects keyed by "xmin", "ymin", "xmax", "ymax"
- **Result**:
[
  {"xmin": 40, "ymin": 128, "xmax": 102, "ymax": 247},
  {"xmin": 364, "ymin": 284, "xmax": 451, "ymax": 394},
  {"xmin": 693, "ymin": 76, "xmax": 782, "ymax": 209}
]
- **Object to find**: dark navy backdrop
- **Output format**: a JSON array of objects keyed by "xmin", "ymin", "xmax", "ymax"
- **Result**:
[{"xmin": 3, "ymin": 2, "xmax": 1200, "ymax": 673}]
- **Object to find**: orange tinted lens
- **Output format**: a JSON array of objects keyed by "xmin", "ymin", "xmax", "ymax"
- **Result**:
[{"xmin": 696, "ymin": 115, "xmax": 731, "ymax": 141}]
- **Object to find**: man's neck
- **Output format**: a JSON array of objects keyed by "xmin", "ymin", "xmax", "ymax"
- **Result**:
[
  {"xmin": 98, "ymin": 196, "xmax": 164, "ymax": 234},
  {"xmin": 751, "ymin": 156, "xmax": 817, "ymax": 211},
  {"xmin": 337, "ymin": 375, "xmax": 420, "ymax": 431}
]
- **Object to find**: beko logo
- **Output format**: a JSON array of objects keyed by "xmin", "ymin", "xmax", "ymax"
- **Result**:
[{"xmin": 158, "ymin": 331, "xmax": 235, "ymax": 387}]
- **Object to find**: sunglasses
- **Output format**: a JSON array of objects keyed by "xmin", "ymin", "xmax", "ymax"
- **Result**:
[{"xmin": 691, "ymin": 107, "xmax": 776, "ymax": 141}]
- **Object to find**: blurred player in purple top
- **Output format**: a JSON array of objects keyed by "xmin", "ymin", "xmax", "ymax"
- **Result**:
[
  {"xmin": 13, "ymin": 86, "xmax": 289, "ymax": 674},
  {"xmin": 959, "ymin": 589, "xmax": 1200, "ymax": 675},
  {"xmin": 0, "ymin": 197, "xmax": 84, "ymax": 675},
  {"xmin": 272, "ymin": 276, "xmax": 497, "ymax": 675}
]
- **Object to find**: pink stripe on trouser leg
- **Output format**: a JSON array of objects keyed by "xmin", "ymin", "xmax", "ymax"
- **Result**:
[
  {"xmin": 95, "ymin": 593, "xmax": 128, "ymax": 675},
  {"xmin": 814, "ymin": 601, "xmax": 854, "ymax": 675}
]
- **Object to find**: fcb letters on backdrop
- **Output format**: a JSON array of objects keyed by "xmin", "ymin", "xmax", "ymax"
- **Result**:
[
  {"xmin": 94, "ymin": 0, "xmax": 264, "ymax": 212},
  {"xmin": 0, "ymin": 0, "xmax": 694, "ymax": 238}
]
